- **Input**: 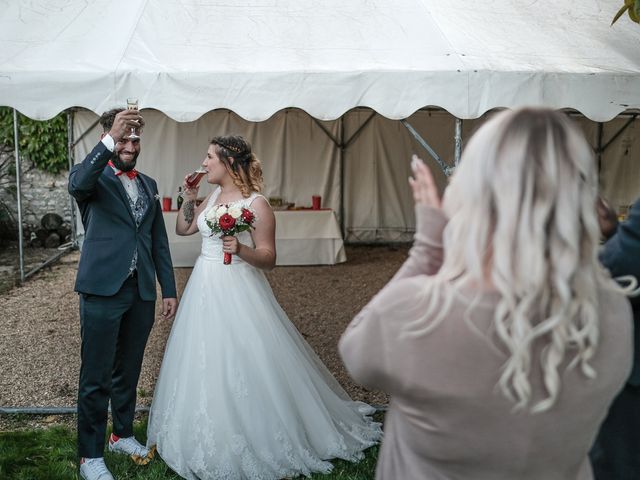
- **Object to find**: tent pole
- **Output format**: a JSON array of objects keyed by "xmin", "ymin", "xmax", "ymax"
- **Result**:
[
  {"xmin": 13, "ymin": 109, "xmax": 25, "ymax": 282},
  {"xmin": 67, "ymin": 110, "xmax": 78, "ymax": 246},
  {"xmin": 401, "ymin": 119, "xmax": 454, "ymax": 176},
  {"xmin": 312, "ymin": 112, "xmax": 377, "ymax": 241},
  {"xmin": 312, "ymin": 111, "xmax": 375, "ymax": 149},
  {"xmin": 599, "ymin": 114, "xmax": 637, "ymax": 154},
  {"xmin": 454, "ymin": 118, "xmax": 463, "ymax": 166},
  {"xmin": 311, "ymin": 117, "xmax": 340, "ymax": 147},
  {"xmin": 71, "ymin": 117, "xmax": 101, "ymax": 149},
  {"xmin": 339, "ymin": 117, "xmax": 346, "ymax": 239},
  {"xmin": 11, "ymin": 110, "xmax": 78, "ymax": 284},
  {"xmin": 344, "ymin": 112, "xmax": 376, "ymax": 148},
  {"xmin": 596, "ymin": 122, "xmax": 603, "ymax": 174}
]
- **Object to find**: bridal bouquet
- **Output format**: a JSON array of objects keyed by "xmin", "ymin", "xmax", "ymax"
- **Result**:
[{"xmin": 205, "ymin": 204, "xmax": 256, "ymax": 264}]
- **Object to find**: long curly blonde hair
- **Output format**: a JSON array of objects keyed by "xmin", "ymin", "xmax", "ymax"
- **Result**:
[
  {"xmin": 418, "ymin": 108, "xmax": 615, "ymax": 413},
  {"xmin": 211, "ymin": 135, "xmax": 263, "ymax": 197}
]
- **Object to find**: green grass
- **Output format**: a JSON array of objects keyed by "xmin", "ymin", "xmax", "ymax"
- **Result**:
[{"xmin": 0, "ymin": 416, "xmax": 380, "ymax": 480}]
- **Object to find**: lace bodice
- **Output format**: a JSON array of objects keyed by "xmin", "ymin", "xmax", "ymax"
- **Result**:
[{"xmin": 196, "ymin": 188, "xmax": 261, "ymax": 263}]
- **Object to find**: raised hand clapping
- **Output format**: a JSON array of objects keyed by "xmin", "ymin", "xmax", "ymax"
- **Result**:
[{"xmin": 408, "ymin": 154, "xmax": 441, "ymax": 209}]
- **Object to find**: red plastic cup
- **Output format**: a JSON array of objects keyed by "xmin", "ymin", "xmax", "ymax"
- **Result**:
[
  {"xmin": 162, "ymin": 197, "xmax": 172, "ymax": 211},
  {"xmin": 312, "ymin": 195, "xmax": 321, "ymax": 210}
]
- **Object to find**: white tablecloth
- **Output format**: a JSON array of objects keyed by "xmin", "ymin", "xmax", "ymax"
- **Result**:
[{"xmin": 162, "ymin": 209, "xmax": 346, "ymax": 267}]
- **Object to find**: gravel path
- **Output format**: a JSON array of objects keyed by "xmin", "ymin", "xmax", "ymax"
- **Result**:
[{"xmin": 0, "ymin": 245, "xmax": 408, "ymax": 425}]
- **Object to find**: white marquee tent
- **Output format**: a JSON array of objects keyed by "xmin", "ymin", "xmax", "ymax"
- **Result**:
[
  {"xmin": 3, "ymin": 0, "xmax": 640, "ymax": 122},
  {"xmin": 1, "ymin": 0, "xmax": 640, "ymax": 264}
]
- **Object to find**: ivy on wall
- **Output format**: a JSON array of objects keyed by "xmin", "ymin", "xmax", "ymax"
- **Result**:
[{"xmin": 0, "ymin": 107, "xmax": 68, "ymax": 174}]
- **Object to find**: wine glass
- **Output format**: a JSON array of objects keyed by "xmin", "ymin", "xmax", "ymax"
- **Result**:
[
  {"xmin": 178, "ymin": 167, "xmax": 208, "ymax": 205},
  {"xmin": 126, "ymin": 97, "xmax": 141, "ymax": 140},
  {"xmin": 185, "ymin": 168, "xmax": 207, "ymax": 188}
]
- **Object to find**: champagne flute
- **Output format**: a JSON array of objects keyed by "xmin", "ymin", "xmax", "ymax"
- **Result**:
[{"xmin": 126, "ymin": 97, "xmax": 141, "ymax": 140}]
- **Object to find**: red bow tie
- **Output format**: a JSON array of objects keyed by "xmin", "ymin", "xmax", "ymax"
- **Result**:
[{"xmin": 109, "ymin": 161, "xmax": 138, "ymax": 179}]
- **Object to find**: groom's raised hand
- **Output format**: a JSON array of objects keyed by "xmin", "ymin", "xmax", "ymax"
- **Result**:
[
  {"xmin": 162, "ymin": 298, "xmax": 178, "ymax": 321},
  {"xmin": 107, "ymin": 109, "xmax": 145, "ymax": 142}
]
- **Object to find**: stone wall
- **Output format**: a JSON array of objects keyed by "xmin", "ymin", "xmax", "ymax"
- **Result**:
[{"xmin": 0, "ymin": 152, "xmax": 72, "ymax": 235}]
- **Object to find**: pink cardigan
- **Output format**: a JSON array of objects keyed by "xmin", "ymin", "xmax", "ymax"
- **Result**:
[{"xmin": 339, "ymin": 205, "xmax": 633, "ymax": 480}]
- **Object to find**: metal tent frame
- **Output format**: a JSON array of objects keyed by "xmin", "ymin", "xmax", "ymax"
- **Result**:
[
  {"xmin": 11, "ymin": 109, "xmax": 80, "ymax": 283},
  {"xmin": 4, "ymin": 108, "xmax": 638, "ymax": 416},
  {"xmin": 12, "ymin": 106, "xmax": 462, "ymax": 279},
  {"xmin": 310, "ymin": 111, "xmax": 463, "ymax": 239},
  {"xmin": 10, "ymin": 109, "xmax": 638, "ymax": 285}
]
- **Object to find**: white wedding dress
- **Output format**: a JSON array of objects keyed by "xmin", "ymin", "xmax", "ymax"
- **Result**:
[{"xmin": 147, "ymin": 189, "xmax": 382, "ymax": 480}]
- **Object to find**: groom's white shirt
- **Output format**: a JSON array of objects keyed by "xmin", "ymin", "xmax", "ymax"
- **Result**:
[{"xmin": 102, "ymin": 134, "xmax": 139, "ymax": 203}]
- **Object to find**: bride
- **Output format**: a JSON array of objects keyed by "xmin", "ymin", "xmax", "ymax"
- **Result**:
[{"xmin": 146, "ymin": 135, "xmax": 382, "ymax": 479}]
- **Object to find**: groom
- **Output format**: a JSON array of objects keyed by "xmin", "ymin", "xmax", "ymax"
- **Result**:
[{"xmin": 69, "ymin": 108, "xmax": 177, "ymax": 480}]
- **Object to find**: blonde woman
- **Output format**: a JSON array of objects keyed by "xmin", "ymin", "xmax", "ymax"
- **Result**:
[
  {"xmin": 147, "ymin": 135, "xmax": 381, "ymax": 479},
  {"xmin": 340, "ymin": 109, "xmax": 633, "ymax": 480}
]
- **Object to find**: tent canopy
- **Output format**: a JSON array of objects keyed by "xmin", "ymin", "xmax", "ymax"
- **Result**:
[
  {"xmin": 2, "ymin": 0, "xmax": 640, "ymax": 246},
  {"xmin": 1, "ymin": 0, "xmax": 640, "ymax": 122}
]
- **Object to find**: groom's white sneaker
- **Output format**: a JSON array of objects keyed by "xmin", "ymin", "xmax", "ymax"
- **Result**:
[
  {"xmin": 79, "ymin": 457, "xmax": 115, "ymax": 480},
  {"xmin": 108, "ymin": 433, "xmax": 155, "ymax": 465}
]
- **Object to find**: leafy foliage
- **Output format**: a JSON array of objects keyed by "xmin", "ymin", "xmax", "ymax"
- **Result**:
[
  {"xmin": 612, "ymin": 0, "xmax": 640, "ymax": 25},
  {"xmin": 0, "ymin": 107, "xmax": 68, "ymax": 174}
]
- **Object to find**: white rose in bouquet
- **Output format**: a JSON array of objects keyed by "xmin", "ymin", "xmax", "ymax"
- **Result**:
[
  {"xmin": 215, "ymin": 205, "xmax": 227, "ymax": 219},
  {"xmin": 228, "ymin": 205, "xmax": 243, "ymax": 219},
  {"xmin": 205, "ymin": 207, "xmax": 217, "ymax": 222}
]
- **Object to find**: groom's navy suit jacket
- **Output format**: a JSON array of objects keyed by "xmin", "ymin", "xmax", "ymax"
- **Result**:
[
  {"xmin": 69, "ymin": 141, "xmax": 176, "ymax": 301},
  {"xmin": 600, "ymin": 197, "xmax": 640, "ymax": 386}
]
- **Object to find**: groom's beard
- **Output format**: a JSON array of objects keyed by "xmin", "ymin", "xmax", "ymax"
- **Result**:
[{"xmin": 111, "ymin": 151, "xmax": 139, "ymax": 172}]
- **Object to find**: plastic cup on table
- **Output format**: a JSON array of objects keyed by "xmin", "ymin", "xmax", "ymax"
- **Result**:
[{"xmin": 312, "ymin": 195, "xmax": 321, "ymax": 210}]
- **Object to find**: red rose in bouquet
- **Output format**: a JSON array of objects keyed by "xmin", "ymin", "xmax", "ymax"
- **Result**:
[
  {"xmin": 218, "ymin": 213, "xmax": 236, "ymax": 230},
  {"xmin": 241, "ymin": 208, "xmax": 254, "ymax": 223}
]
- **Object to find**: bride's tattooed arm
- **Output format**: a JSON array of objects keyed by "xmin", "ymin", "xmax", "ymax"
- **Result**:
[
  {"xmin": 176, "ymin": 193, "xmax": 209, "ymax": 236},
  {"xmin": 182, "ymin": 199, "xmax": 195, "ymax": 224}
]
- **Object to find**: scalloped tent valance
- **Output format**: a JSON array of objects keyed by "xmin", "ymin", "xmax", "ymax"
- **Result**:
[{"xmin": 1, "ymin": 0, "xmax": 639, "ymax": 122}]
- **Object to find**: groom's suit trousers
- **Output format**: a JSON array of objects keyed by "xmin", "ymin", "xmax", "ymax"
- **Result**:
[{"xmin": 77, "ymin": 275, "xmax": 155, "ymax": 458}]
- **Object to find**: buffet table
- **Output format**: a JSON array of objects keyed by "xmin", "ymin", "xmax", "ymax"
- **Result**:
[{"xmin": 162, "ymin": 209, "xmax": 346, "ymax": 267}]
